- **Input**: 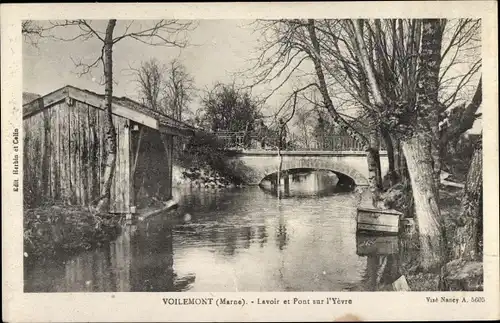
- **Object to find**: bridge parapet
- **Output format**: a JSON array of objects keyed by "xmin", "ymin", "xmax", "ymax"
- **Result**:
[
  {"xmin": 224, "ymin": 150, "xmax": 389, "ymax": 186},
  {"xmin": 214, "ymin": 131, "xmax": 373, "ymax": 152},
  {"xmin": 230, "ymin": 150, "xmax": 387, "ymax": 156}
]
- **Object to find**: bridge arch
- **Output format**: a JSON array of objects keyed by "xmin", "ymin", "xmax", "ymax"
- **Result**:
[
  {"xmin": 226, "ymin": 153, "xmax": 371, "ymax": 186},
  {"xmin": 259, "ymin": 158, "xmax": 368, "ymax": 186}
]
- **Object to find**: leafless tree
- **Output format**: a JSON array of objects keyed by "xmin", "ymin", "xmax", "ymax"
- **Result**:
[
  {"xmin": 132, "ymin": 58, "xmax": 195, "ymax": 121},
  {"xmin": 29, "ymin": 19, "xmax": 196, "ymax": 212},
  {"xmin": 162, "ymin": 59, "xmax": 195, "ymax": 121},
  {"xmin": 134, "ymin": 58, "xmax": 166, "ymax": 112},
  {"xmin": 293, "ymin": 106, "xmax": 316, "ymax": 149},
  {"xmin": 248, "ymin": 18, "xmax": 482, "ymax": 272},
  {"xmin": 22, "ymin": 21, "xmax": 45, "ymax": 46},
  {"xmin": 245, "ymin": 19, "xmax": 381, "ymax": 203}
]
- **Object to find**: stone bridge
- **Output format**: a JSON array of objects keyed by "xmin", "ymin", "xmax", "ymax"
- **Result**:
[{"xmin": 225, "ymin": 150, "xmax": 389, "ymax": 186}]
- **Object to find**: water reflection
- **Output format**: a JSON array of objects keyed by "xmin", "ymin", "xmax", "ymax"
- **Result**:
[
  {"xmin": 260, "ymin": 169, "xmax": 353, "ymax": 198},
  {"xmin": 276, "ymin": 207, "xmax": 289, "ymax": 251},
  {"xmin": 355, "ymin": 234, "xmax": 402, "ymax": 291},
  {"xmin": 24, "ymin": 223, "xmax": 196, "ymax": 292},
  {"xmin": 25, "ymin": 187, "xmax": 381, "ymax": 292}
]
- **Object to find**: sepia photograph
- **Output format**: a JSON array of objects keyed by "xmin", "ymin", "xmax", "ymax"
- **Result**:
[
  {"xmin": 2, "ymin": 2, "xmax": 498, "ymax": 322},
  {"xmin": 21, "ymin": 17, "xmax": 484, "ymax": 293}
]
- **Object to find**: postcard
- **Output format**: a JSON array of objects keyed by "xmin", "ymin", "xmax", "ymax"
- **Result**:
[{"xmin": 1, "ymin": 2, "xmax": 498, "ymax": 322}]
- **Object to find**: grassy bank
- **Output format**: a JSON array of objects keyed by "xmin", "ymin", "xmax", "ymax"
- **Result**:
[{"xmin": 23, "ymin": 204, "xmax": 122, "ymax": 265}]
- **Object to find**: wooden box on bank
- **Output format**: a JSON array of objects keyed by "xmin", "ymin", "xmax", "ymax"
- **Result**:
[
  {"xmin": 356, "ymin": 234, "xmax": 399, "ymax": 256},
  {"xmin": 356, "ymin": 207, "xmax": 402, "ymax": 234}
]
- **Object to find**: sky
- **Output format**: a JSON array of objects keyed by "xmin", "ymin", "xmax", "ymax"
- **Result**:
[
  {"xmin": 23, "ymin": 19, "xmax": 481, "ymax": 134},
  {"xmin": 23, "ymin": 20, "xmax": 293, "ymax": 115}
]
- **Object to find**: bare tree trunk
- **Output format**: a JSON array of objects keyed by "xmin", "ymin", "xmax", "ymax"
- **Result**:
[
  {"xmin": 392, "ymin": 135, "xmax": 410, "ymax": 183},
  {"xmin": 421, "ymin": 20, "xmax": 444, "ymax": 192},
  {"xmin": 400, "ymin": 19, "xmax": 446, "ymax": 271},
  {"xmin": 353, "ymin": 20, "xmax": 385, "ymax": 106},
  {"xmin": 306, "ymin": 19, "xmax": 384, "ymax": 204},
  {"xmin": 452, "ymin": 140, "xmax": 482, "ymax": 260},
  {"xmin": 350, "ymin": 20, "xmax": 385, "ymax": 203},
  {"xmin": 276, "ymin": 146, "xmax": 282, "ymax": 199},
  {"xmin": 367, "ymin": 125, "xmax": 382, "ymax": 206},
  {"xmin": 381, "ymin": 126, "xmax": 397, "ymax": 187},
  {"xmin": 402, "ymin": 133, "xmax": 444, "ymax": 271},
  {"xmin": 306, "ymin": 20, "xmax": 367, "ymax": 146},
  {"xmin": 96, "ymin": 19, "xmax": 117, "ymax": 212}
]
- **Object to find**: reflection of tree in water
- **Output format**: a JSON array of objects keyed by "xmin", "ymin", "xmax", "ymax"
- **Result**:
[
  {"xmin": 357, "ymin": 234, "xmax": 402, "ymax": 291},
  {"xmin": 276, "ymin": 207, "xmax": 289, "ymax": 251},
  {"xmin": 258, "ymin": 225, "xmax": 268, "ymax": 247},
  {"xmin": 130, "ymin": 220, "xmax": 196, "ymax": 292},
  {"xmin": 363, "ymin": 255, "xmax": 401, "ymax": 291},
  {"xmin": 242, "ymin": 226, "xmax": 252, "ymax": 249},
  {"xmin": 261, "ymin": 169, "xmax": 353, "ymax": 198},
  {"xmin": 222, "ymin": 229, "xmax": 238, "ymax": 256}
]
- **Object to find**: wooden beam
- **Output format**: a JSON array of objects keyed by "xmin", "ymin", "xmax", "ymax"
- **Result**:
[
  {"xmin": 112, "ymin": 104, "xmax": 158, "ymax": 130},
  {"xmin": 159, "ymin": 124, "xmax": 194, "ymax": 137},
  {"xmin": 23, "ymin": 87, "xmax": 68, "ymax": 118},
  {"xmin": 67, "ymin": 86, "xmax": 159, "ymax": 129},
  {"xmin": 24, "ymin": 86, "xmax": 196, "ymax": 139},
  {"xmin": 132, "ymin": 126, "xmax": 144, "ymax": 177}
]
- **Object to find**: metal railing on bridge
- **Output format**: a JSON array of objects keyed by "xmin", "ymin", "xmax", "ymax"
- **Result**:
[{"xmin": 213, "ymin": 131, "xmax": 367, "ymax": 152}]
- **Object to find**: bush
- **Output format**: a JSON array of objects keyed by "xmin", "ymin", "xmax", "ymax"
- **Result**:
[
  {"xmin": 381, "ymin": 181, "xmax": 414, "ymax": 218},
  {"xmin": 175, "ymin": 132, "xmax": 226, "ymax": 169}
]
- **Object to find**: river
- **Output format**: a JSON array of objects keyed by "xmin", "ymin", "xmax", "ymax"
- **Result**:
[{"xmin": 24, "ymin": 171, "xmax": 401, "ymax": 292}]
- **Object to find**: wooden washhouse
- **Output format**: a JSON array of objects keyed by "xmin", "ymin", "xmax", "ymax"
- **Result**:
[
  {"xmin": 356, "ymin": 207, "xmax": 402, "ymax": 234},
  {"xmin": 23, "ymin": 85, "xmax": 195, "ymax": 216}
]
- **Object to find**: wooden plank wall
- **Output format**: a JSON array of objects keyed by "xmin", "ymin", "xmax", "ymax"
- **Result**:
[
  {"xmin": 109, "ymin": 114, "xmax": 130, "ymax": 213},
  {"xmin": 23, "ymin": 100, "xmax": 130, "ymax": 213}
]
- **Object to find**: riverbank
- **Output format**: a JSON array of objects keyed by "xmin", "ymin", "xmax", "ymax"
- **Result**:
[
  {"xmin": 172, "ymin": 164, "xmax": 243, "ymax": 189},
  {"xmin": 397, "ymin": 185, "xmax": 483, "ymax": 291},
  {"xmin": 23, "ymin": 164, "xmax": 241, "ymax": 266},
  {"xmin": 24, "ymin": 185, "xmax": 376, "ymax": 292},
  {"xmin": 23, "ymin": 205, "xmax": 122, "ymax": 265}
]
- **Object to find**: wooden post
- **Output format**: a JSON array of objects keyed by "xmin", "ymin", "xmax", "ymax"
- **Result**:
[
  {"xmin": 122, "ymin": 119, "xmax": 131, "ymax": 214},
  {"xmin": 129, "ymin": 124, "xmax": 142, "ymax": 213},
  {"xmin": 132, "ymin": 126, "xmax": 144, "ymax": 177},
  {"xmin": 283, "ymin": 171, "xmax": 290, "ymax": 196},
  {"xmin": 276, "ymin": 157, "xmax": 282, "ymax": 199},
  {"xmin": 160, "ymin": 133, "xmax": 174, "ymax": 201}
]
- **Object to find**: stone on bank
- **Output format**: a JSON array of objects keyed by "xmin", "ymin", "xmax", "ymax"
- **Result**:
[{"xmin": 172, "ymin": 164, "xmax": 241, "ymax": 189}]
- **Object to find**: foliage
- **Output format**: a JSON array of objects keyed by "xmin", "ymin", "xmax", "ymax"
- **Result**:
[
  {"xmin": 198, "ymin": 83, "xmax": 263, "ymax": 133},
  {"xmin": 175, "ymin": 133, "xmax": 224, "ymax": 168},
  {"xmin": 173, "ymin": 133, "xmax": 243, "ymax": 183},
  {"xmin": 249, "ymin": 18, "xmax": 481, "ymax": 149}
]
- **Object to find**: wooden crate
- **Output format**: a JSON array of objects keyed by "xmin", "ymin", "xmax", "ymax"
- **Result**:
[
  {"xmin": 356, "ymin": 207, "xmax": 402, "ymax": 234},
  {"xmin": 356, "ymin": 234, "xmax": 399, "ymax": 256}
]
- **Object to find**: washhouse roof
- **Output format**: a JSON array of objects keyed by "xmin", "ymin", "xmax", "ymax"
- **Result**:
[{"xmin": 23, "ymin": 85, "xmax": 198, "ymax": 137}]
